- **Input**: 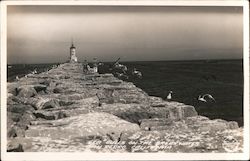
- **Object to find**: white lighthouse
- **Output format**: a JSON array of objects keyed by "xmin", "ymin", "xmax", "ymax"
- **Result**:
[{"xmin": 69, "ymin": 42, "xmax": 78, "ymax": 63}]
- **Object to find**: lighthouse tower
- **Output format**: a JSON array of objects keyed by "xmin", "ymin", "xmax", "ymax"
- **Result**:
[{"xmin": 69, "ymin": 42, "xmax": 78, "ymax": 63}]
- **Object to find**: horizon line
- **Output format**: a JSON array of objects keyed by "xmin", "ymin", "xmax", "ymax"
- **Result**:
[{"xmin": 7, "ymin": 58, "xmax": 243, "ymax": 65}]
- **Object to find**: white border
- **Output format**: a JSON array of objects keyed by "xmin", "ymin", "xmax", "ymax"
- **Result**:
[
  {"xmin": 1, "ymin": 0, "xmax": 249, "ymax": 160},
  {"xmin": 0, "ymin": 0, "xmax": 246, "ymax": 6}
]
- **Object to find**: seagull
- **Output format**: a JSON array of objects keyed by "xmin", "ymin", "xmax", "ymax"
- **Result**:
[
  {"xmin": 115, "ymin": 72, "xmax": 129, "ymax": 79},
  {"xmin": 112, "ymin": 58, "xmax": 128, "ymax": 73},
  {"xmin": 98, "ymin": 62, "xmax": 104, "ymax": 66},
  {"xmin": 114, "ymin": 62, "xmax": 128, "ymax": 72},
  {"xmin": 34, "ymin": 69, "xmax": 37, "ymax": 74},
  {"xmin": 132, "ymin": 68, "xmax": 142, "ymax": 78},
  {"xmin": 198, "ymin": 94, "xmax": 216, "ymax": 103},
  {"xmin": 15, "ymin": 76, "xmax": 19, "ymax": 80},
  {"xmin": 165, "ymin": 91, "xmax": 173, "ymax": 101}
]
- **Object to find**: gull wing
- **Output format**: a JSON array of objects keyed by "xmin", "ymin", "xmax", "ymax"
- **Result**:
[{"xmin": 203, "ymin": 94, "xmax": 216, "ymax": 102}]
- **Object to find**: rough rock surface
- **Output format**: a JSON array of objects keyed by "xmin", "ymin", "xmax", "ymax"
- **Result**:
[{"xmin": 7, "ymin": 63, "xmax": 243, "ymax": 152}]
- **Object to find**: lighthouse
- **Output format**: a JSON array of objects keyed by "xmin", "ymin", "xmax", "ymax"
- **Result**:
[{"xmin": 69, "ymin": 42, "xmax": 78, "ymax": 63}]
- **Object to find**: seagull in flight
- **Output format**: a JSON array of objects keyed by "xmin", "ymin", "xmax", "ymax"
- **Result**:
[
  {"xmin": 198, "ymin": 94, "xmax": 216, "ymax": 103},
  {"xmin": 132, "ymin": 68, "xmax": 142, "ymax": 78}
]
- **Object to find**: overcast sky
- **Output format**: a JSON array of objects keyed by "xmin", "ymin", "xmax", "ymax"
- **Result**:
[{"xmin": 7, "ymin": 6, "xmax": 243, "ymax": 64}]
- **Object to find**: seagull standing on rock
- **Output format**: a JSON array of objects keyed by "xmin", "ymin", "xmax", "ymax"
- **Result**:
[
  {"xmin": 165, "ymin": 91, "xmax": 173, "ymax": 101},
  {"xmin": 198, "ymin": 94, "xmax": 216, "ymax": 103}
]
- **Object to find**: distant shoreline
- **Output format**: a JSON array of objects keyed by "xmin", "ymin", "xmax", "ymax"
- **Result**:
[{"xmin": 7, "ymin": 58, "xmax": 243, "ymax": 65}]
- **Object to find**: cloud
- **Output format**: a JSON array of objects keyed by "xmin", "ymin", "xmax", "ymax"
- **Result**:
[{"xmin": 7, "ymin": 6, "xmax": 243, "ymax": 64}]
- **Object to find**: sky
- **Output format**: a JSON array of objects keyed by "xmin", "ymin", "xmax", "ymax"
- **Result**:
[{"xmin": 7, "ymin": 6, "xmax": 243, "ymax": 64}]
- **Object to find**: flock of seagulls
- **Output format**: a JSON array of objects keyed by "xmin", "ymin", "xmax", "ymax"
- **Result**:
[
  {"xmin": 22, "ymin": 68, "xmax": 38, "ymax": 79},
  {"xmin": 110, "ymin": 58, "xmax": 143, "ymax": 80},
  {"xmin": 93, "ymin": 58, "xmax": 217, "ymax": 105},
  {"xmin": 31, "ymin": 69, "xmax": 37, "ymax": 75},
  {"xmin": 15, "ymin": 66, "xmax": 54, "ymax": 81},
  {"xmin": 13, "ymin": 61, "xmax": 217, "ymax": 106},
  {"xmin": 114, "ymin": 61, "xmax": 128, "ymax": 73},
  {"xmin": 19, "ymin": 66, "xmax": 53, "ymax": 80},
  {"xmin": 165, "ymin": 90, "xmax": 216, "ymax": 105}
]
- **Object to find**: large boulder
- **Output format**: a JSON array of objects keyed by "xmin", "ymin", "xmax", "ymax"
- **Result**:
[
  {"xmin": 97, "ymin": 88, "xmax": 149, "ymax": 104},
  {"xmin": 166, "ymin": 102, "xmax": 198, "ymax": 120},
  {"xmin": 7, "ymin": 142, "xmax": 24, "ymax": 152},
  {"xmin": 7, "ymin": 104, "xmax": 34, "ymax": 114},
  {"xmin": 33, "ymin": 84, "xmax": 47, "ymax": 93},
  {"xmin": 7, "ymin": 124, "xmax": 26, "ymax": 138},
  {"xmin": 25, "ymin": 112, "xmax": 140, "ymax": 140},
  {"xmin": 96, "ymin": 103, "xmax": 152, "ymax": 123},
  {"xmin": 185, "ymin": 116, "xmax": 239, "ymax": 132},
  {"xmin": 76, "ymin": 96, "xmax": 100, "ymax": 108},
  {"xmin": 33, "ymin": 110, "xmax": 67, "ymax": 120},
  {"xmin": 139, "ymin": 118, "xmax": 174, "ymax": 130},
  {"xmin": 7, "ymin": 82, "xmax": 19, "ymax": 96},
  {"xmin": 148, "ymin": 96, "xmax": 167, "ymax": 107},
  {"xmin": 25, "ymin": 96, "xmax": 60, "ymax": 110},
  {"xmin": 17, "ymin": 86, "xmax": 37, "ymax": 98}
]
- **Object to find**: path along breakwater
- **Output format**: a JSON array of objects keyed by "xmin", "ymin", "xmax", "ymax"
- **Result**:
[{"xmin": 7, "ymin": 63, "xmax": 243, "ymax": 152}]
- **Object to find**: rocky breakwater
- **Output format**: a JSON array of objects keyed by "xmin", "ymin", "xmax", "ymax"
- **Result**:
[{"xmin": 7, "ymin": 63, "xmax": 243, "ymax": 152}]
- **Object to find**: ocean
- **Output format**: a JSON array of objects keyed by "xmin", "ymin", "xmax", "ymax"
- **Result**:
[{"xmin": 7, "ymin": 59, "xmax": 244, "ymax": 126}]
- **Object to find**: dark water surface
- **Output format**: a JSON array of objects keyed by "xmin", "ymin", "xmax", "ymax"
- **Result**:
[{"xmin": 7, "ymin": 59, "xmax": 244, "ymax": 126}]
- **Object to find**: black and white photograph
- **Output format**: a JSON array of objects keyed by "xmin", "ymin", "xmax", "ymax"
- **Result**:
[{"xmin": 1, "ymin": 0, "xmax": 249, "ymax": 160}]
